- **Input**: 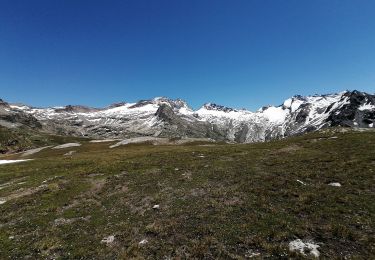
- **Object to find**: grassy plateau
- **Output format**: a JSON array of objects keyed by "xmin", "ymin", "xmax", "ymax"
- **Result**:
[{"xmin": 0, "ymin": 129, "xmax": 374, "ymax": 259}]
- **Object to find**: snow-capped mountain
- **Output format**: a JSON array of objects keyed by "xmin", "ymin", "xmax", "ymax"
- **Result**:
[{"xmin": 2, "ymin": 90, "xmax": 374, "ymax": 143}]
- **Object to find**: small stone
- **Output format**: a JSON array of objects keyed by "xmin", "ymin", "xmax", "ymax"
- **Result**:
[
  {"xmin": 139, "ymin": 239, "xmax": 148, "ymax": 245},
  {"xmin": 245, "ymin": 249, "xmax": 261, "ymax": 258},
  {"xmin": 328, "ymin": 182, "xmax": 341, "ymax": 187},
  {"xmin": 152, "ymin": 204, "xmax": 160, "ymax": 210},
  {"xmin": 64, "ymin": 151, "xmax": 76, "ymax": 156},
  {"xmin": 101, "ymin": 235, "xmax": 115, "ymax": 244}
]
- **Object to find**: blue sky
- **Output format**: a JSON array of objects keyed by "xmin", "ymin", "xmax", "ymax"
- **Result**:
[{"xmin": 1, "ymin": 0, "xmax": 375, "ymax": 110}]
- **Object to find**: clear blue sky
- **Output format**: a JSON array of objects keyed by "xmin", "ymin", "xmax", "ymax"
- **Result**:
[{"xmin": 1, "ymin": 0, "xmax": 375, "ymax": 110}]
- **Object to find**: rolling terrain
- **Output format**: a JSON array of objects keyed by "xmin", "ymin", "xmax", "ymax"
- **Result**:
[{"xmin": 0, "ymin": 128, "xmax": 374, "ymax": 258}]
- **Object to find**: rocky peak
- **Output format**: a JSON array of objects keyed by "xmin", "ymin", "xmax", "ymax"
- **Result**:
[
  {"xmin": 129, "ymin": 97, "xmax": 191, "ymax": 111},
  {"xmin": 343, "ymin": 90, "xmax": 374, "ymax": 106},
  {"xmin": 202, "ymin": 103, "xmax": 236, "ymax": 112},
  {"xmin": 0, "ymin": 99, "xmax": 9, "ymax": 108},
  {"xmin": 153, "ymin": 97, "xmax": 190, "ymax": 110},
  {"xmin": 107, "ymin": 102, "xmax": 127, "ymax": 109},
  {"xmin": 55, "ymin": 105, "xmax": 99, "ymax": 113},
  {"xmin": 155, "ymin": 104, "xmax": 176, "ymax": 122}
]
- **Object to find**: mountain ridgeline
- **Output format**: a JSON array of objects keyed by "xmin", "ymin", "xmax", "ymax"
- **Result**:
[{"xmin": 1, "ymin": 90, "xmax": 374, "ymax": 143}]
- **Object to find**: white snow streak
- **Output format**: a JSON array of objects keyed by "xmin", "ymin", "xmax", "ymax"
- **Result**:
[
  {"xmin": 0, "ymin": 159, "xmax": 33, "ymax": 165},
  {"xmin": 53, "ymin": 143, "xmax": 81, "ymax": 149}
]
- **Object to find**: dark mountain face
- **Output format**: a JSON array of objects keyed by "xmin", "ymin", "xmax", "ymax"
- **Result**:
[
  {"xmin": 0, "ymin": 102, "xmax": 41, "ymax": 129},
  {"xmin": 107, "ymin": 102, "xmax": 127, "ymax": 109},
  {"xmin": 1, "ymin": 90, "xmax": 374, "ymax": 142},
  {"xmin": 155, "ymin": 104, "xmax": 227, "ymax": 140},
  {"xmin": 328, "ymin": 91, "xmax": 375, "ymax": 127},
  {"xmin": 203, "ymin": 103, "xmax": 236, "ymax": 112},
  {"xmin": 0, "ymin": 99, "xmax": 9, "ymax": 108},
  {"xmin": 54, "ymin": 105, "xmax": 100, "ymax": 113}
]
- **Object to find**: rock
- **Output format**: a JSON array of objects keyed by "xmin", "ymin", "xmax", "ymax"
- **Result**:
[
  {"xmin": 54, "ymin": 218, "xmax": 74, "ymax": 226},
  {"xmin": 245, "ymin": 249, "xmax": 261, "ymax": 258},
  {"xmin": 328, "ymin": 182, "xmax": 341, "ymax": 187},
  {"xmin": 152, "ymin": 204, "xmax": 160, "ymax": 210},
  {"xmin": 289, "ymin": 239, "xmax": 320, "ymax": 258},
  {"xmin": 101, "ymin": 235, "xmax": 115, "ymax": 244},
  {"xmin": 63, "ymin": 151, "xmax": 76, "ymax": 156}
]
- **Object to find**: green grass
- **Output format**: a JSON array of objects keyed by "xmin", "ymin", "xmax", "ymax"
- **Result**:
[
  {"xmin": 0, "ymin": 126, "xmax": 86, "ymax": 154},
  {"xmin": 0, "ymin": 129, "xmax": 374, "ymax": 258}
]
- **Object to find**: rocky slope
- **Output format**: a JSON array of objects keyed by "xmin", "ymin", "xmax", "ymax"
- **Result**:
[
  {"xmin": 2, "ymin": 90, "xmax": 375, "ymax": 142},
  {"xmin": 0, "ymin": 99, "xmax": 41, "ymax": 129}
]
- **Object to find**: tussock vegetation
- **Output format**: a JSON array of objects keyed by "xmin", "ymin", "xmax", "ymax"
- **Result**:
[
  {"xmin": 0, "ymin": 126, "xmax": 84, "ymax": 154},
  {"xmin": 0, "ymin": 129, "xmax": 374, "ymax": 258}
]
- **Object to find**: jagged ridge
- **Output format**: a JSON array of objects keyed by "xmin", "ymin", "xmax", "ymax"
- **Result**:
[{"xmin": 2, "ymin": 90, "xmax": 374, "ymax": 142}]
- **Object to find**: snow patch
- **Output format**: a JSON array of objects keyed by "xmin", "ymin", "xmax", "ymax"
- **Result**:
[
  {"xmin": 328, "ymin": 182, "xmax": 341, "ymax": 187},
  {"xmin": 110, "ymin": 137, "xmax": 165, "ymax": 148},
  {"xmin": 89, "ymin": 139, "xmax": 117, "ymax": 143},
  {"xmin": 9, "ymin": 104, "xmax": 29, "ymax": 110},
  {"xmin": 0, "ymin": 198, "xmax": 6, "ymax": 205},
  {"xmin": 21, "ymin": 146, "xmax": 51, "ymax": 157},
  {"xmin": 64, "ymin": 151, "xmax": 76, "ymax": 156},
  {"xmin": 53, "ymin": 143, "xmax": 81, "ymax": 149},
  {"xmin": 289, "ymin": 239, "xmax": 320, "ymax": 257},
  {"xmin": 291, "ymin": 100, "xmax": 304, "ymax": 113},
  {"xmin": 261, "ymin": 106, "xmax": 289, "ymax": 124},
  {"xmin": 283, "ymin": 98, "xmax": 293, "ymax": 108},
  {"xmin": 358, "ymin": 103, "xmax": 375, "ymax": 111},
  {"xmin": 0, "ymin": 159, "xmax": 33, "ymax": 165}
]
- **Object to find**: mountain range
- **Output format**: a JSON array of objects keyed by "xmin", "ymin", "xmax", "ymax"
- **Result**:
[{"xmin": 1, "ymin": 90, "xmax": 374, "ymax": 143}]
